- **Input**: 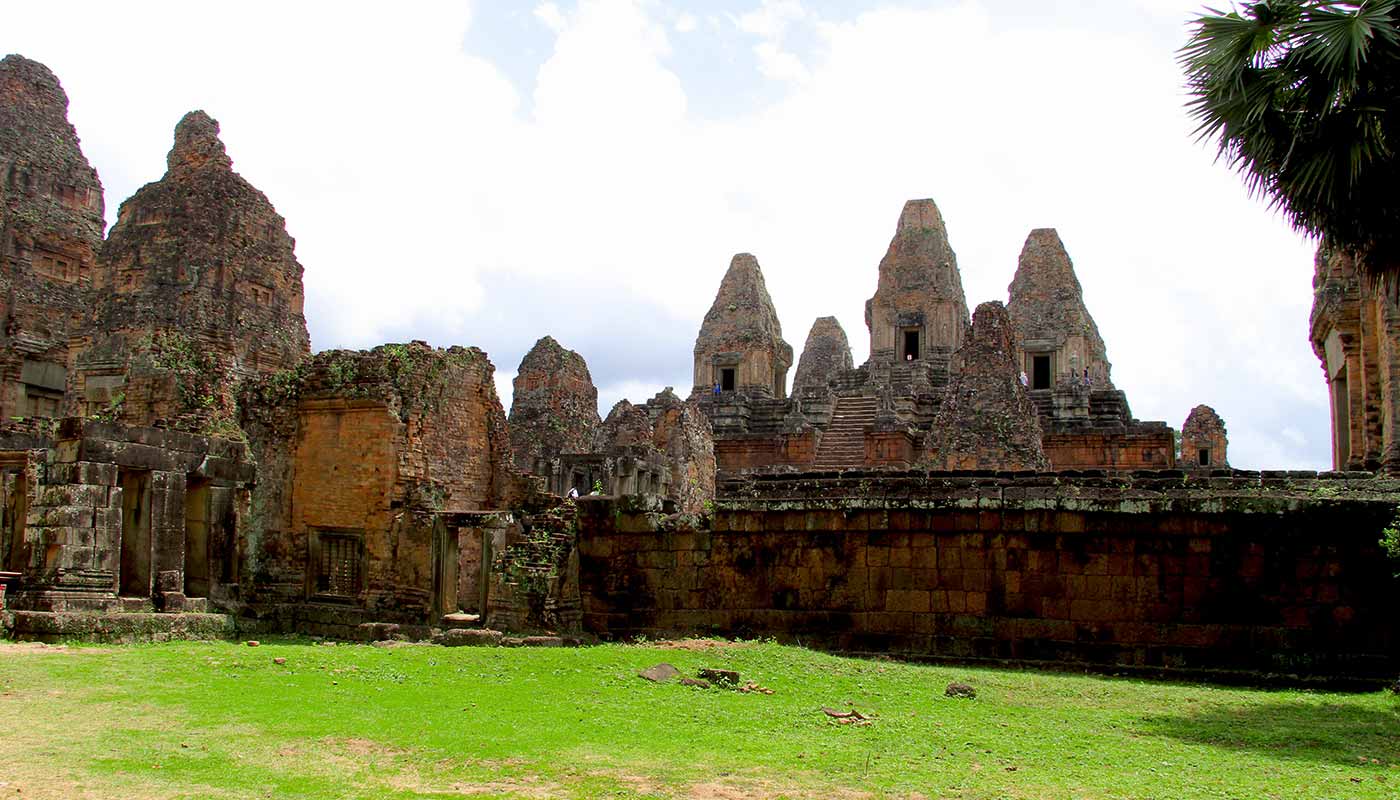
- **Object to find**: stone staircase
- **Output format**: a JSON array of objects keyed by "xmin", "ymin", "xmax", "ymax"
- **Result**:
[{"xmin": 812, "ymin": 395, "xmax": 878, "ymax": 470}]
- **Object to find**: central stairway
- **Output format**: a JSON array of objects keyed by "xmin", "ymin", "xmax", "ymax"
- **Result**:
[{"xmin": 812, "ymin": 395, "xmax": 878, "ymax": 470}]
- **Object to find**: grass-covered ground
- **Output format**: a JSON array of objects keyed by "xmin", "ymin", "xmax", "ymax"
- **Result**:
[{"xmin": 2, "ymin": 638, "xmax": 1397, "ymax": 799}]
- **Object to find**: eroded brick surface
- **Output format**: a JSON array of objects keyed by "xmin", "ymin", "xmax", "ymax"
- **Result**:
[
  {"xmin": 508, "ymin": 336, "xmax": 600, "ymax": 472},
  {"xmin": 0, "ymin": 55, "xmax": 105, "ymax": 421},
  {"xmin": 70, "ymin": 111, "xmax": 310, "ymax": 435},
  {"xmin": 924, "ymin": 302, "xmax": 1048, "ymax": 470}
]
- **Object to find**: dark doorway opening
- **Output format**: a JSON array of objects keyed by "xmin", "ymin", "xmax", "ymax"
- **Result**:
[
  {"xmin": 902, "ymin": 330, "xmax": 920, "ymax": 361},
  {"xmin": 184, "ymin": 477, "xmax": 210, "ymax": 598},
  {"xmin": 1, "ymin": 465, "xmax": 28, "ymax": 573},
  {"xmin": 720, "ymin": 368, "xmax": 736, "ymax": 391},
  {"xmin": 1032, "ymin": 355, "xmax": 1051, "ymax": 390},
  {"xmin": 1197, "ymin": 448, "xmax": 1210, "ymax": 467},
  {"xmin": 118, "ymin": 469, "xmax": 152, "ymax": 598}
]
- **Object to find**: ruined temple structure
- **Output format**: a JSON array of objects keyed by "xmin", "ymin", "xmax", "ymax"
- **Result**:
[
  {"xmin": 924, "ymin": 302, "xmax": 1049, "ymax": 471},
  {"xmin": 5, "ymin": 56, "xmax": 1400, "ymax": 682},
  {"xmin": 1180, "ymin": 405, "xmax": 1228, "ymax": 469},
  {"xmin": 0, "ymin": 57, "xmax": 547, "ymax": 639},
  {"xmin": 1310, "ymin": 244, "xmax": 1400, "ymax": 473},
  {"xmin": 695, "ymin": 200, "xmax": 1175, "ymax": 472},
  {"xmin": 507, "ymin": 334, "xmax": 716, "ymax": 515},
  {"xmin": 0, "ymin": 55, "xmax": 105, "ymax": 420}
]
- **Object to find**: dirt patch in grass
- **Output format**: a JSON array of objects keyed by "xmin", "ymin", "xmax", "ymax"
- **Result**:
[
  {"xmin": 0, "ymin": 641, "xmax": 116, "ymax": 655},
  {"xmin": 650, "ymin": 638, "xmax": 752, "ymax": 652},
  {"xmin": 686, "ymin": 779, "xmax": 873, "ymax": 799}
]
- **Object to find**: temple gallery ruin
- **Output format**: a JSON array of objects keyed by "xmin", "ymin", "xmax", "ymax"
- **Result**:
[{"xmin": 1, "ymin": 55, "xmax": 1397, "ymax": 680}]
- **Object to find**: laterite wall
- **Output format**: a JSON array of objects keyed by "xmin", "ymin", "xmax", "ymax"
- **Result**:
[{"xmin": 577, "ymin": 470, "xmax": 1400, "ymax": 680}]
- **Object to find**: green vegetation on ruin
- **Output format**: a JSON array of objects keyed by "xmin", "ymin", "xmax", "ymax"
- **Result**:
[{"xmin": 2, "ymin": 639, "xmax": 1397, "ymax": 799}]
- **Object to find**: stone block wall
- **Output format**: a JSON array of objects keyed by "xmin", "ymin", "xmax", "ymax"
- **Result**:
[
  {"xmin": 715, "ymin": 432, "xmax": 817, "ymax": 471},
  {"xmin": 1042, "ymin": 429, "xmax": 1175, "ymax": 471},
  {"xmin": 577, "ymin": 471, "xmax": 1400, "ymax": 680}
]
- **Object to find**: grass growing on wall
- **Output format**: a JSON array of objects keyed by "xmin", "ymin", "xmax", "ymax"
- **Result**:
[{"xmin": 1, "ymin": 639, "xmax": 1397, "ymax": 799}]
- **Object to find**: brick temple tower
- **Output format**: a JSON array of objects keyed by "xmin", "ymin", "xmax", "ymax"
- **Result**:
[{"xmin": 691, "ymin": 253, "xmax": 793, "ymax": 399}]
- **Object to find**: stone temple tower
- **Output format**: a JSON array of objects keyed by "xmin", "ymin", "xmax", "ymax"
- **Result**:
[
  {"xmin": 691, "ymin": 253, "xmax": 793, "ymax": 399},
  {"xmin": 1006, "ymin": 228, "xmax": 1113, "ymax": 391},
  {"xmin": 864, "ymin": 199, "xmax": 970, "ymax": 367}
]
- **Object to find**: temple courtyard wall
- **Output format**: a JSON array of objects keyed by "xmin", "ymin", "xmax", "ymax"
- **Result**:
[{"xmin": 577, "ymin": 470, "xmax": 1400, "ymax": 682}]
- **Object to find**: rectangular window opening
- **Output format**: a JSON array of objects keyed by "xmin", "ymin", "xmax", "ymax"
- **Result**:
[
  {"xmin": 313, "ymin": 531, "xmax": 363, "ymax": 600},
  {"xmin": 1197, "ymin": 448, "xmax": 1210, "ymax": 467}
]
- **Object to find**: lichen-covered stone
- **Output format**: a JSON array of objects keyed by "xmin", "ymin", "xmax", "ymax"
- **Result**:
[
  {"xmin": 70, "ymin": 110, "xmax": 310, "ymax": 434},
  {"xmin": 0, "ymin": 54, "xmax": 105, "ymax": 419},
  {"xmin": 1006, "ymin": 228, "xmax": 1112, "ymax": 390},
  {"xmin": 924, "ymin": 302, "xmax": 1048, "ymax": 471},
  {"xmin": 1180, "ymin": 404, "xmax": 1228, "ymax": 469},
  {"xmin": 691, "ymin": 253, "xmax": 793, "ymax": 398},
  {"xmin": 864, "ymin": 200, "xmax": 969, "ymax": 365},
  {"xmin": 793, "ymin": 316, "xmax": 853, "ymax": 391},
  {"xmin": 508, "ymin": 336, "xmax": 601, "ymax": 472}
]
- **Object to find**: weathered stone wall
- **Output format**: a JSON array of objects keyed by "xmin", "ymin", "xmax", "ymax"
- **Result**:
[
  {"xmin": 0, "ymin": 55, "xmax": 105, "ymax": 421},
  {"xmin": 577, "ymin": 470, "xmax": 1399, "ymax": 680},
  {"xmin": 1042, "ymin": 428, "xmax": 1176, "ymax": 470},
  {"xmin": 238, "ymin": 342, "xmax": 518, "ymax": 626},
  {"xmin": 0, "ymin": 419, "xmax": 252, "ymax": 614}
]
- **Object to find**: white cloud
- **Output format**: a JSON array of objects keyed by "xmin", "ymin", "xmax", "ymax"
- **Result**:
[
  {"xmin": 0, "ymin": 0, "xmax": 1334, "ymax": 468},
  {"xmin": 534, "ymin": 2, "xmax": 568, "ymax": 33},
  {"xmin": 675, "ymin": 12, "xmax": 698, "ymax": 33}
]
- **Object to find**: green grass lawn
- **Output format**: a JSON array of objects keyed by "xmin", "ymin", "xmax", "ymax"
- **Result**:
[{"xmin": 2, "ymin": 638, "xmax": 1397, "ymax": 799}]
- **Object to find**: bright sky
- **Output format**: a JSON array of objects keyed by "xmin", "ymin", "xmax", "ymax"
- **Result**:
[{"xmin": 3, "ymin": 0, "xmax": 1327, "ymax": 469}]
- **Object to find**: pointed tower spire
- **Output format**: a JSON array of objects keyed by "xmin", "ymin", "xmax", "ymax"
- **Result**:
[
  {"xmin": 793, "ymin": 316, "xmax": 853, "ymax": 391},
  {"xmin": 1006, "ymin": 228, "xmax": 1113, "ymax": 390},
  {"xmin": 690, "ymin": 253, "xmax": 793, "ymax": 398},
  {"xmin": 864, "ymin": 199, "xmax": 970, "ymax": 366}
]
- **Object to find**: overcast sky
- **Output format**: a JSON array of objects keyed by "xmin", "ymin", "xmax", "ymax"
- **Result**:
[{"xmin": 4, "ymin": 0, "xmax": 1328, "ymax": 469}]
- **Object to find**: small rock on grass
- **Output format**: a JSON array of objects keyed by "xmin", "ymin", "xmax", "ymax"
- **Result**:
[
  {"xmin": 638, "ymin": 663, "xmax": 680, "ymax": 683},
  {"xmin": 679, "ymin": 677, "xmax": 711, "ymax": 688},
  {"xmin": 945, "ymin": 681, "xmax": 976, "ymax": 699},
  {"xmin": 272, "ymin": 657, "xmax": 286, "ymax": 665},
  {"xmin": 245, "ymin": 640, "xmax": 260, "ymax": 647}
]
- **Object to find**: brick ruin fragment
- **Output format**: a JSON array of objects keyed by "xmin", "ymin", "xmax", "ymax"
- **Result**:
[
  {"xmin": 1180, "ymin": 405, "xmax": 1228, "ymax": 469},
  {"xmin": 923, "ymin": 302, "xmax": 1049, "ymax": 471},
  {"xmin": 508, "ymin": 335, "xmax": 600, "ymax": 473}
]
